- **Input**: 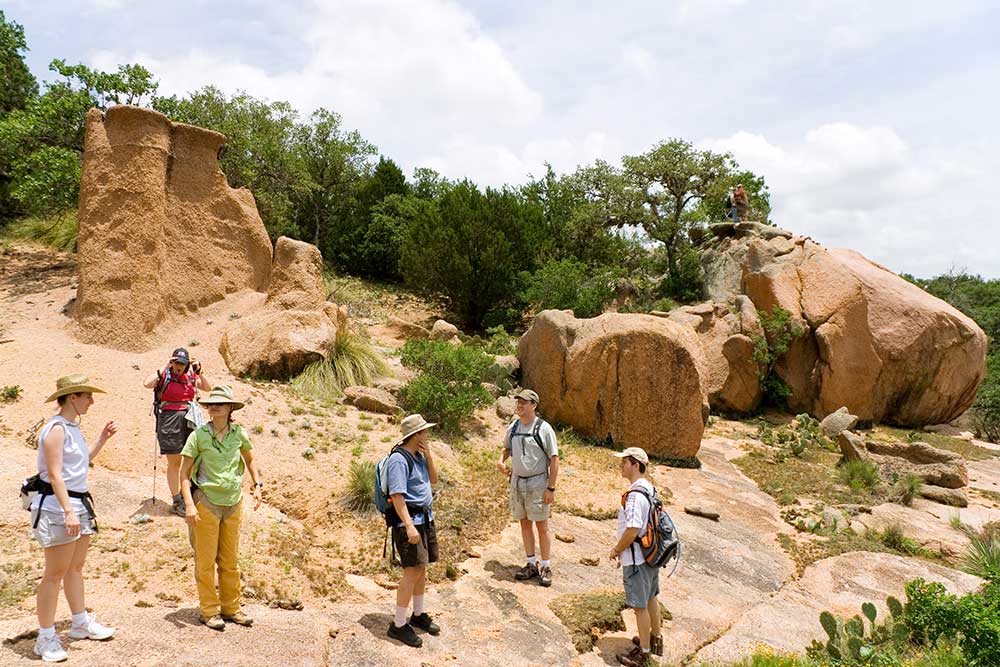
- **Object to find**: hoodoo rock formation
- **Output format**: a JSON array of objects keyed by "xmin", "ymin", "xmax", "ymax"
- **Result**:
[
  {"xmin": 702, "ymin": 225, "xmax": 987, "ymax": 425},
  {"xmin": 220, "ymin": 237, "xmax": 346, "ymax": 380},
  {"xmin": 518, "ymin": 310, "xmax": 709, "ymax": 458},
  {"xmin": 75, "ymin": 105, "xmax": 272, "ymax": 350}
]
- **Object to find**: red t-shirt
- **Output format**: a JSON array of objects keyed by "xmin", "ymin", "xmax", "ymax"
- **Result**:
[{"xmin": 159, "ymin": 370, "xmax": 197, "ymax": 410}]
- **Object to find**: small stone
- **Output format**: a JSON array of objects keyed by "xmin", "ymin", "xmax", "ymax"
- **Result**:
[
  {"xmin": 555, "ymin": 533, "xmax": 575, "ymax": 543},
  {"xmin": 206, "ymin": 319, "xmax": 214, "ymax": 325},
  {"xmin": 130, "ymin": 513, "xmax": 152, "ymax": 525},
  {"xmin": 302, "ymin": 447, "xmax": 316, "ymax": 460},
  {"xmin": 131, "ymin": 363, "xmax": 140, "ymax": 371},
  {"xmin": 328, "ymin": 628, "xmax": 339, "ymax": 638},
  {"xmin": 161, "ymin": 600, "xmax": 177, "ymax": 608},
  {"xmin": 74, "ymin": 353, "xmax": 82, "ymax": 359},
  {"xmin": 465, "ymin": 546, "xmax": 482, "ymax": 558},
  {"xmin": 579, "ymin": 556, "xmax": 600, "ymax": 566}
]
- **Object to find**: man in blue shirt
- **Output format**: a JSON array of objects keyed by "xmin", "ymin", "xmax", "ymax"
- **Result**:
[{"xmin": 386, "ymin": 414, "xmax": 439, "ymax": 648}]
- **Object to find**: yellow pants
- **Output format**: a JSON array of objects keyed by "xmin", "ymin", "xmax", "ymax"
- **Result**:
[{"xmin": 190, "ymin": 492, "xmax": 242, "ymax": 618}]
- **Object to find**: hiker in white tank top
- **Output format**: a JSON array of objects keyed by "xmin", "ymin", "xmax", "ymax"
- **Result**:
[{"xmin": 31, "ymin": 374, "xmax": 119, "ymax": 663}]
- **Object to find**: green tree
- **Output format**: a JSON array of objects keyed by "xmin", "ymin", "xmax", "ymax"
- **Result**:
[
  {"xmin": 694, "ymin": 167, "xmax": 772, "ymax": 224},
  {"xmin": 0, "ymin": 10, "xmax": 38, "ymax": 114},
  {"xmin": 399, "ymin": 181, "xmax": 543, "ymax": 329},
  {"xmin": 49, "ymin": 59, "xmax": 158, "ymax": 109}
]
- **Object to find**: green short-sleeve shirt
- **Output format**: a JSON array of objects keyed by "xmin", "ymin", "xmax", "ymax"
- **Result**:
[{"xmin": 181, "ymin": 423, "xmax": 253, "ymax": 507}]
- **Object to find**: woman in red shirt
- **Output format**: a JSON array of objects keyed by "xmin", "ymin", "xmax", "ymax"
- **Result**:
[{"xmin": 143, "ymin": 348, "xmax": 211, "ymax": 516}]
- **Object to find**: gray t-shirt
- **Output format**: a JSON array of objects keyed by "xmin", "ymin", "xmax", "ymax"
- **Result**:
[{"xmin": 504, "ymin": 417, "xmax": 558, "ymax": 478}]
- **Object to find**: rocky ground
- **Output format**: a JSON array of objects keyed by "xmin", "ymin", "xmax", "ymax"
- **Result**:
[{"xmin": 1, "ymin": 241, "xmax": 997, "ymax": 666}]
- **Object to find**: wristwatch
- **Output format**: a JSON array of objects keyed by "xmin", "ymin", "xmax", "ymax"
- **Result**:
[{"xmin": 255, "ymin": 481, "xmax": 264, "ymax": 489}]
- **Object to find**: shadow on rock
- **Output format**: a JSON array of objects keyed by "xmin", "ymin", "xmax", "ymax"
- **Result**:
[
  {"xmin": 164, "ymin": 607, "xmax": 203, "ymax": 628},
  {"xmin": 595, "ymin": 635, "xmax": 638, "ymax": 666},
  {"xmin": 357, "ymin": 612, "xmax": 396, "ymax": 644},
  {"xmin": 483, "ymin": 559, "xmax": 518, "ymax": 582}
]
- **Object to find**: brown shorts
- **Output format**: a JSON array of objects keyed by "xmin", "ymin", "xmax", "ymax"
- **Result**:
[{"xmin": 392, "ymin": 521, "xmax": 438, "ymax": 568}]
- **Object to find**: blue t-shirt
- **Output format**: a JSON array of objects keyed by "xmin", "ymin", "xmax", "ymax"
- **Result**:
[{"xmin": 386, "ymin": 449, "xmax": 434, "ymax": 525}]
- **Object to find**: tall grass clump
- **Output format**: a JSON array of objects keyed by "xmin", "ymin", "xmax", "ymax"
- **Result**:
[
  {"xmin": 292, "ymin": 327, "xmax": 388, "ymax": 402},
  {"xmin": 6, "ymin": 211, "xmax": 78, "ymax": 251},
  {"xmin": 963, "ymin": 531, "xmax": 1000, "ymax": 581},
  {"xmin": 837, "ymin": 458, "xmax": 880, "ymax": 492},
  {"xmin": 893, "ymin": 473, "xmax": 924, "ymax": 506},
  {"xmin": 342, "ymin": 459, "xmax": 376, "ymax": 513},
  {"xmin": 398, "ymin": 339, "xmax": 492, "ymax": 432}
]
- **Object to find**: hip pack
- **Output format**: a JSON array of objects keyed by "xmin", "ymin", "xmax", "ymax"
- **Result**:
[{"xmin": 21, "ymin": 475, "xmax": 98, "ymax": 530}]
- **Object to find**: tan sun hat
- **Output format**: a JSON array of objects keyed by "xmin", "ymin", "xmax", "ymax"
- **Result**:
[
  {"xmin": 396, "ymin": 414, "xmax": 436, "ymax": 445},
  {"xmin": 614, "ymin": 447, "xmax": 649, "ymax": 465},
  {"xmin": 200, "ymin": 385, "xmax": 245, "ymax": 411},
  {"xmin": 513, "ymin": 388, "xmax": 539, "ymax": 403},
  {"xmin": 45, "ymin": 373, "xmax": 106, "ymax": 402}
]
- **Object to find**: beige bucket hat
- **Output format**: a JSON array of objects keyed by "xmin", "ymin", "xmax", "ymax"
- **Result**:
[
  {"xmin": 200, "ymin": 385, "xmax": 245, "ymax": 411},
  {"xmin": 396, "ymin": 414, "xmax": 436, "ymax": 445},
  {"xmin": 45, "ymin": 373, "xmax": 106, "ymax": 402},
  {"xmin": 614, "ymin": 447, "xmax": 649, "ymax": 465}
]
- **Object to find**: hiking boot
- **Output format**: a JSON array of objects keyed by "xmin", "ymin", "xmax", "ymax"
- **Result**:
[
  {"xmin": 409, "ymin": 612, "xmax": 440, "ymax": 636},
  {"xmin": 538, "ymin": 565, "xmax": 553, "ymax": 587},
  {"xmin": 222, "ymin": 610, "xmax": 254, "ymax": 626},
  {"xmin": 387, "ymin": 622, "xmax": 422, "ymax": 647},
  {"xmin": 171, "ymin": 494, "xmax": 186, "ymax": 517},
  {"xmin": 632, "ymin": 634, "xmax": 663, "ymax": 656},
  {"xmin": 617, "ymin": 645, "xmax": 656, "ymax": 667},
  {"xmin": 67, "ymin": 612, "xmax": 115, "ymax": 640},
  {"xmin": 514, "ymin": 562, "xmax": 539, "ymax": 581},
  {"xmin": 201, "ymin": 614, "xmax": 226, "ymax": 631},
  {"xmin": 33, "ymin": 634, "xmax": 68, "ymax": 663}
]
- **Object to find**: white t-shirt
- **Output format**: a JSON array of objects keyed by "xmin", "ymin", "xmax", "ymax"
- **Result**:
[
  {"xmin": 617, "ymin": 478, "xmax": 654, "ymax": 568},
  {"xmin": 504, "ymin": 417, "xmax": 558, "ymax": 478},
  {"xmin": 33, "ymin": 416, "xmax": 90, "ymax": 513}
]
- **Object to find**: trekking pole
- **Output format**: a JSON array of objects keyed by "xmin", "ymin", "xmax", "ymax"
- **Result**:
[{"xmin": 152, "ymin": 430, "xmax": 157, "ymax": 504}]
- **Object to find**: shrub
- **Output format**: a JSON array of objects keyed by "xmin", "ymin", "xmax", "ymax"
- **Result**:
[
  {"xmin": 342, "ymin": 460, "xmax": 376, "ymax": 513},
  {"xmin": 963, "ymin": 533, "xmax": 1000, "ymax": 581},
  {"xmin": 893, "ymin": 473, "xmax": 924, "ymax": 507},
  {"xmin": 292, "ymin": 329, "xmax": 388, "ymax": 402},
  {"xmin": 972, "ymin": 357, "xmax": 1000, "ymax": 443},
  {"xmin": 1, "ymin": 385, "xmax": 23, "ymax": 402},
  {"xmin": 521, "ymin": 258, "xmax": 616, "ymax": 318},
  {"xmin": 837, "ymin": 459, "xmax": 880, "ymax": 492},
  {"xmin": 750, "ymin": 306, "xmax": 805, "ymax": 408},
  {"xmin": 398, "ymin": 340, "xmax": 493, "ymax": 432}
]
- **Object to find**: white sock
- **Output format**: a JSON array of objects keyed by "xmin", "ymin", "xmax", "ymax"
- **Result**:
[
  {"xmin": 38, "ymin": 626, "xmax": 56, "ymax": 639},
  {"xmin": 412, "ymin": 595, "xmax": 425, "ymax": 616},
  {"xmin": 526, "ymin": 554, "xmax": 537, "ymax": 566},
  {"xmin": 394, "ymin": 606, "xmax": 408, "ymax": 628},
  {"xmin": 540, "ymin": 559, "xmax": 550, "ymax": 568},
  {"xmin": 71, "ymin": 611, "xmax": 89, "ymax": 627}
]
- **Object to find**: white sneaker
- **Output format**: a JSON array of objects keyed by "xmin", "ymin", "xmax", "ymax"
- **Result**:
[
  {"xmin": 33, "ymin": 634, "xmax": 68, "ymax": 662},
  {"xmin": 67, "ymin": 613, "xmax": 115, "ymax": 640}
]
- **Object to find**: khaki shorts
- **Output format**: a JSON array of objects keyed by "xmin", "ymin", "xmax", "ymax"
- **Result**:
[
  {"xmin": 509, "ymin": 474, "xmax": 550, "ymax": 522},
  {"xmin": 31, "ymin": 508, "xmax": 96, "ymax": 548}
]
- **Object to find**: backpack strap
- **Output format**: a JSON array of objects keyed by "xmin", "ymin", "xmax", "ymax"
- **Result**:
[
  {"xmin": 622, "ymin": 486, "xmax": 656, "ymax": 564},
  {"xmin": 510, "ymin": 419, "xmax": 551, "ymax": 477}
]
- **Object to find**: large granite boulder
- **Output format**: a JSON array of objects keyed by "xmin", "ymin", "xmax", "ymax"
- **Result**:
[
  {"xmin": 220, "ymin": 237, "xmax": 347, "ymax": 379},
  {"xmin": 665, "ymin": 297, "xmax": 763, "ymax": 413},
  {"xmin": 703, "ymin": 229, "xmax": 987, "ymax": 426},
  {"xmin": 517, "ymin": 310, "xmax": 709, "ymax": 458},
  {"xmin": 75, "ymin": 105, "xmax": 272, "ymax": 350}
]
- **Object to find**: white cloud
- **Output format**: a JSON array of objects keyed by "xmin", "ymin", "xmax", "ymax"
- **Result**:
[{"xmin": 621, "ymin": 45, "xmax": 655, "ymax": 80}]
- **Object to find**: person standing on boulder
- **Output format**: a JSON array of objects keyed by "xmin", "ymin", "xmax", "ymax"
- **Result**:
[
  {"xmin": 610, "ymin": 447, "xmax": 663, "ymax": 667},
  {"xmin": 733, "ymin": 184, "xmax": 749, "ymax": 221},
  {"xmin": 179, "ymin": 385, "xmax": 262, "ymax": 631},
  {"xmin": 143, "ymin": 347, "xmax": 211, "ymax": 516},
  {"xmin": 31, "ymin": 374, "xmax": 118, "ymax": 663},
  {"xmin": 385, "ymin": 414, "xmax": 441, "ymax": 648},
  {"xmin": 496, "ymin": 389, "xmax": 559, "ymax": 587}
]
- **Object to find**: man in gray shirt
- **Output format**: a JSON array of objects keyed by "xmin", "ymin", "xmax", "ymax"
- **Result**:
[{"xmin": 496, "ymin": 389, "xmax": 559, "ymax": 586}]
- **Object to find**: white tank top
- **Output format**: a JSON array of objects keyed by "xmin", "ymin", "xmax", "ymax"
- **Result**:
[{"xmin": 33, "ymin": 416, "xmax": 90, "ymax": 513}]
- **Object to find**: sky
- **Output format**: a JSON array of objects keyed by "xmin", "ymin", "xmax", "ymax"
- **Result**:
[{"xmin": 8, "ymin": 0, "xmax": 1000, "ymax": 278}]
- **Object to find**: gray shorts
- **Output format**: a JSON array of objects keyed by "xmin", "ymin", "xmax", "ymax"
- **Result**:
[
  {"xmin": 31, "ymin": 508, "xmax": 96, "ymax": 548},
  {"xmin": 623, "ymin": 561, "xmax": 660, "ymax": 608},
  {"xmin": 509, "ymin": 474, "xmax": 550, "ymax": 522}
]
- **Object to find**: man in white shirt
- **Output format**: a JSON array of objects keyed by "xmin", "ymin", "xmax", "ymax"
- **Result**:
[
  {"xmin": 496, "ymin": 389, "xmax": 559, "ymax": 587},
  {"xmin": 609, "ymin": 447, "xmax": 662, "ymax": 667}
]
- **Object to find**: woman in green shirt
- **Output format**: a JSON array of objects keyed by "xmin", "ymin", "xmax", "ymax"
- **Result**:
[{"xmin": 179, "ymin": 385, "xmax": 262, "ymax": 630}]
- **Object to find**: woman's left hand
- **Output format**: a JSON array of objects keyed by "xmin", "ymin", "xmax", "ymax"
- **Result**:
[
  {"xmin": 252, "ymin": 485, "xmax": 263, "ymax": 510},
  {"xmin": 100, "ymin": 421, "xmax": 118, "ymax": 441}
]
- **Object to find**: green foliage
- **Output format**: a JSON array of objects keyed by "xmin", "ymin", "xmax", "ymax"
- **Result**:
[
  {"xmin": 892, "ymin": 473, "xmax": 924, "ymax": 507},
  {"xmin": 549, "ymin": 589, "xmax": 669, "ymax": 654},
  {"xmin": 0, "ymin": 11, "xmax": 37, "ymax": 114},
  {"xmin": 751, "ymin": 306, "xmax": 805, "ymax": 408},
  {"xmin": 757, "ymin": 415, "xmax": 830, "ymax": 460},
  {"xmin": 1, "ymin": 384, "xmax": 23, "ymax": 402},
  {"xmin": 6, "ymin": 210, "xmax": 78, "ymax": 251},
  {"xmin": 291, "ymin": 329, "xmax": 388, "ymax": 402},
  {"xmin": 522, "ymin": 258, "xmax": 617, "ymax": 318},
  {"xmin": 971, "ymin": 353, "xmax": 1000, "ymax": 443},
  {"xmin": 399, "ymin": 180, "xmax": 543, "ymax": 330},
  {"xmin": 837, "ymin": 459, "xmax": 880, "ymax": 492},
  {"xmin": 8, "ymin": 146, "xmax": 81, "ymax": 216},
  {"xmin": 49, "ymin": 59, "xmax": 158, "ymax": 109},
  {"xmin": 962, "ymin": 532, "xmax": 1000, "ymax": 581},
  {"xmin": 398, "ymin": 340, "xmax": 493, "ymax": 432},
  {"xmin": 342, "ymin": 460, "xmax": 376, "ymax": 513}
]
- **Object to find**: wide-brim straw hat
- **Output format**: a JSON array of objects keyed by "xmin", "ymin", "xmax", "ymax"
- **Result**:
[
  {"xmin": 396, "ymin": 414, "xmax": 436, "ymax": 445},
  {"xmin": 200, "ymin": 385, "xmax": 245, "ymax": 411},
  {"xmin": 45, "ymin": 373, "xmax": 106, "ymax": 402}
]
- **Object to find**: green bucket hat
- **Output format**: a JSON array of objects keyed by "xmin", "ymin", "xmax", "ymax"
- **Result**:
[
  {"xmin": 45, "ymin": 373, "xmax": 106, "ymax": 402},
  {"xmin": 200, "ymin": 385, "xmax": 245, "ymax": 411}
]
